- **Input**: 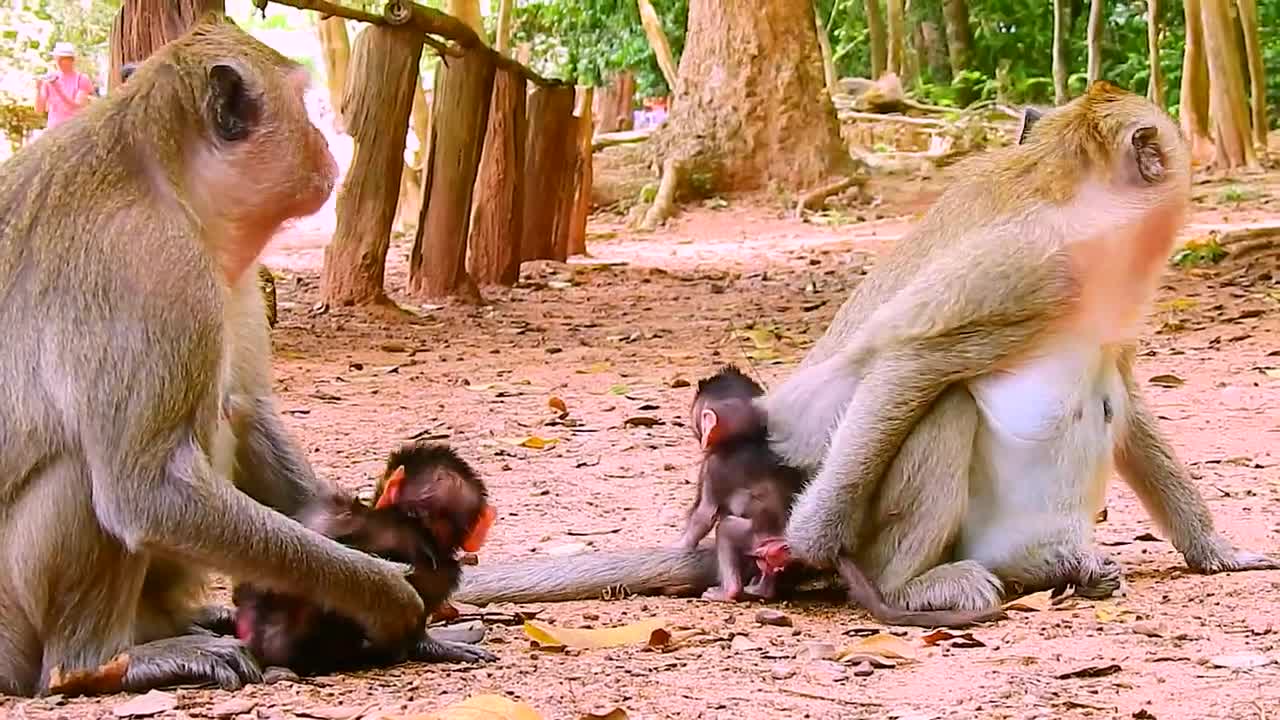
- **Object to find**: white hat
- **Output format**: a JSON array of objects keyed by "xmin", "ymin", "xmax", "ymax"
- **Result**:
[{"xmin": 51, "ymin": 42, "xmax": 76, "ymax": 58}]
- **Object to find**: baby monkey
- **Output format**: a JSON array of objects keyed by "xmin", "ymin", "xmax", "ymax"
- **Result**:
[
  {"xmin": 232, "ymin": 443, "xmax": 499, "ymax": 674},
  {"xmin": 680, "ymin": 366, "xmax": 1005, "ymax": 628}
]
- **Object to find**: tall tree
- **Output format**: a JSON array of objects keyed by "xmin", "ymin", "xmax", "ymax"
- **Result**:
[
  {"xmin": 885, "ymin": 0, "xmax": 906, "ymax": 77},
  {"xmin": 1234, "ymin": 0, "xmax": 1267, "ymax": 152},
  {"xmin": 814, "ymin": 0, "xmax": 837, "ymax": 96},
  {"xmin": 447, "ymin": 0, "xmax": 485, "ymax": 38},
  {"xmin": 1146, "ymin": 0, "xmax": 1163, "ymax": 106},
  {"xmin": 652, "ymin": 0, "xmax": 849, "ymax": 197},
  {"xmin": 940, "ymin": 0, "xmax": 971, "ymax": 76},
  {"xmin": 1180, "ymin": 0, "xmax": 1211, "ymax": 153},
  {"xmin": 317, "ymin": 17, "xmax": 350, "ymax": 132},
  {"xmin": 1199, "ymin": 0, "xmax": 1256, "ymax": 168},
  {"xmin": 1052, "ymin": 0, "xmax": 1069, "ymax": 104},
  {"xmin": 865, "ymin": 0, "xmax": 888, "ymax": 78},
  {"xmin": 637, "ymin": 0, "xmax": 680, "ymax": 93},
  {"xmin": 1085, "ymin": 0, "xmax": 1103, "ymax": 85},
  {"xmin": 494, "ymin": 0, "xmax": 514, "ymax": 53}
]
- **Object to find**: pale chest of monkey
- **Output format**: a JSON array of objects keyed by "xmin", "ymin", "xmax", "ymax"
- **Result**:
[{"xmin": 956, "ymin": 341, "xmax": 1128, "ymax": 570}]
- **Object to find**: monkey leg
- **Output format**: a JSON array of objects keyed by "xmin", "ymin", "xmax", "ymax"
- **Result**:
[
  {"xmin": 858, "ymin": 386, "xmax": 1005, "ymax": 613},
  {"xmin": 412, "ymin": 636, "xmax": 497, "ymax": 664},
  {"xmin": 702, "ymin": 516, "xmax": 754, "ymax": 602}
]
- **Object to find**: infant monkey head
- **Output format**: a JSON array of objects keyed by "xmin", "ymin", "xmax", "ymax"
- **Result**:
[
  {"xmin": 375, "ymin": 442, "xmax": 496, "ymax": 557},
  {"xmin": 691, "ymin": 365, "xmax": 768, "ymax": 450}
]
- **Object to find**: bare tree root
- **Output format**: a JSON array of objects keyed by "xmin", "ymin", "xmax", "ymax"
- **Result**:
[
  {"xmin": 793, "ymin": 175, "xmax": 866, "ymax": 218},
  {"xmin": 640, "ymin": 157, "xmax": 681, "ymax": 231}
]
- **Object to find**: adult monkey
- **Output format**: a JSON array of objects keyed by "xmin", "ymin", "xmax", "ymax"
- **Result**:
[
  {"xmin": 453, "ymin": 83, "xmax": 1278, "ymax": 608},
  {"xmin": 0, "ymin": 16, "xmax": 423, "ymax": 696}
]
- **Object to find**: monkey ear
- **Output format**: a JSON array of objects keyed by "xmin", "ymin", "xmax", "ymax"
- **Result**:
[
  {"xmin": 207, "ymin": 63, "xmax": 259, "ymax": 142},
  {"xmin": 699, "ymin": 408, "xmax": 722, "ymax": 449},
  {"xmin": 1016, "ymin": 107, "xmax": 1043, "ymax": 145},
  {"xmin": 375, "ymin": 466, "xmax": 406, "ymax": 510},
  {"xmin": 460, "ymin": 504, "xmax": 496, "ymax": 553},
  {"xmin": 1127, "ymin": 125, "xmax": 1166, "ymax": 184}
]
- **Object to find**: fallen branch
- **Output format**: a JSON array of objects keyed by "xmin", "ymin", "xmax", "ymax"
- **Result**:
[
  {"xmin": 793, "ymin": 175, "xmax": 865, "ymax": 218},
  {"xmin": 592, "ymin": 127, "xmax": 654, "ymax": 151},
  {"xmin": 838, "ymin": 110, "xmax": 949, "ymax": 128}
]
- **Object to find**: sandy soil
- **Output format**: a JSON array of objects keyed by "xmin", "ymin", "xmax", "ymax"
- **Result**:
[{"xmin": 5, "ymin": 151, "xmax": 1280, "ymax": 720}]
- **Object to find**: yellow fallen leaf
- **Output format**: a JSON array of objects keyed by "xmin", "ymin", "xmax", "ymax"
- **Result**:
[
  {"xmin": 465, "ymin": 383, "xmax": 497, "ymax": 391},
  {"xmin": 523, "ymin": 618, "xmax": 670, "ymax": 650},
  {"xmin": 835, "ymin": 632, "xmax": 917, "ymax": 662},
  {"xmin": 1004, "ymin": 590, "xmax": 1055, "ymax": 612},
  {"xmin": 734, "ymin": 327, "xmax": 776, "ymax": 349},
  {"xmin": 1094, "ymin": 603, "xmax": 1137, "ymax": 623},
  {"xmin": 745, "ymin": 348, "xmax": 779, "ymax": 361},
  {"xmin": 579, "ymin": 710, "xmax": 629, "ymax": 720},
  {"xmin": 502, "ymin": 436, "xmax": 559, "ymax": 449},
  {"xmin": 379, "ymin": 694, "xmax": 543, "ymax": 720},
  {"xmin": 1261, "ymin": 368, "xmax": 1280, "ymax": 379},
  {"xmin": 576, "ymin": 362, "xmax": 613, "ymax": 374}
]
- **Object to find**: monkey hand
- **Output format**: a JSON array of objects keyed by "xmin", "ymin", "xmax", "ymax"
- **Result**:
[
  {"xmin": 360, "ymin": 560, "xmax": 427, "ymax": 647},
  {"xmin": 121, "ymin": 635, "xmax": 263, "ymax": 692},
  {"xmin": 188, "ymin": 604, "xmax": 238, "ymax": 636},
  {"xmin": 412, "ymin": 636, "xmax": 497, "ymax": 664},
  {"xmin": 1183, "ymin": 535, "xmax": 1280, "ymax": 574}
]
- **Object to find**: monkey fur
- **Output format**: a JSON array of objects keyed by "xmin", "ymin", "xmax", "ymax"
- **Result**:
[
  {"xmin": 233, "ymin": 443, "xmax": 497, "ymax": 674},
  {"xmin": 0, "ymin": 15, "xmax": 424, "ymax": 696},
  {"xmin": 450, "ymin": 83, "xmax": 1277, "ymax": 612},
  {"xmin": 682, "ymin": 366, "xmax": 1003, "ymax": 627}
]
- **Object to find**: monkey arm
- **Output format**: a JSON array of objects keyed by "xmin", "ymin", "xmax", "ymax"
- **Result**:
[
  {"xmin": 1113, "ymin": 348, "xmax": 1279, "ymax": 573},
  {"xmin": 454, "ymin": 547, "xmax": 719, "ymax": 604}
]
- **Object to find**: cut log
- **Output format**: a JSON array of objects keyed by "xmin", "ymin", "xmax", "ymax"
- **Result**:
[
  {"xmin": 520, "ymin": 85, "xmax": 577, "ymax": 262},
  {"xmin": 592, "ymin": 128, "xmax": 654, "ymax": 151},
  {"xmin": 567, "ymin": 87, "xmax": 595, "ymax": 257},
  {"xmin": 468, "ymin": 65, "xmax": 528, "ymax": 286},
  {"xmin": 409, "ymin": 50, "xmax": 496, "ymax": 300},
  {"xmin": 594, "ymin": 71, "xmax": 635, "ymax": 133},
  {"xmin": 321, "ymin": 25, "xmax": 425, "ymax": 307}
]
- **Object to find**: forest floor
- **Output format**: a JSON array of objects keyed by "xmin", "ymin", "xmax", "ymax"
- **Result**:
[{"xmin": 8, "ymin": 154, "xmax": 1280, "ymax": 720}]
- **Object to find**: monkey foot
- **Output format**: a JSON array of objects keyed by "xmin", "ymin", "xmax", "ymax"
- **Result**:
[
  {"xmin": 1185, "ymin": 535, "xmax": 1280, "ymax": 574},
  {"xmin": 413, "ymin": 637, "xmax": 497, "ymax": 664},
  {"xmin": 120, "ymin": 635, "xmax": 263, "ymax": 692}
]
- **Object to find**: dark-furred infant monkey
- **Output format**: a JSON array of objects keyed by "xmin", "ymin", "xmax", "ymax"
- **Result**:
[
  {"xmin": 233, "ymin": 443, "xmax": 498, "ymax": 674},
  {"xmin": 681, "ymin": 366, "xmax": 1006, "ymax": 627}
]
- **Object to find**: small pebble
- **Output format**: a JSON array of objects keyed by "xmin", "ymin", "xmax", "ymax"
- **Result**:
[
  {"xmin": 851, "ymin": 660, "xmax": 875, "ymax": 677},
  {"xmin": 755, "ymin": 609, "xmax": 793, "ymax": 627}
]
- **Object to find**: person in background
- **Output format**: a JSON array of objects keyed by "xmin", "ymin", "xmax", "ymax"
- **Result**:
[{"xmin": 35, "ymin": 42, "xmax": 93, "ymax": 129}]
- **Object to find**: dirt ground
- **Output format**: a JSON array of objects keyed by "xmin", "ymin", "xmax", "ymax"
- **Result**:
[{"xmin": 7, "ymin": 149, "xmax": 1280, "ymax": 719}]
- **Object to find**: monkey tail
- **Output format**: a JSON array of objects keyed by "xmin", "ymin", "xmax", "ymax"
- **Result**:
[{"xmin": 454, "ymin": 547, "xmax": 718, "ymax": 604}]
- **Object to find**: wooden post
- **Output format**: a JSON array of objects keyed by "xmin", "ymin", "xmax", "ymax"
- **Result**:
[
  {"xmin": 566, "ymin": 87, "xmax": 594, "ymax": 257},
  {"xmin": 593, "ymin": 71, "xmax": 635, "ymax": 132},
  {"xmin": 321, "ymin": 25, "xmax": 425, "ymax": 307},
  {"xmin": 520, "ymin": 84, "xmax": 576, "ymax": 262},
  {"xmin": 408, "ymin": 50, "xmax": 496, "ymax": 300},
  {"xmin": 468, "ymin": 66, "xmax": 527, "ymax": 286}
]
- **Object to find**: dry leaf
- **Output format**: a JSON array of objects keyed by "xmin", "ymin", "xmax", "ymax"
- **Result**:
[
  {"xmin": 1056, "ymin": 664, "xmax": 1122, "ymax": 679},
  {"xmin": 623, "ymin": 416, "xmax": 662, "ymax": 427},
  {"xmin": 503, "ymin": 436, "xmax": 559, "ymax": 449},
  {"xmin": 734, "ymin": 327, "xmax": 777, "ymax": 349},
  {"xmin": 835, "ymin": 632, "xmax": 917, "ymax": 662},
  {"xmin": 465, "ymin": 383, "xmax": 497, "ymax": 391},
  {"xmin": 1260, "ymin": 368, "xmax": 1280, "ymax": 379},
  {"xmin": 1148, "ymin": 374, "xmax": 1185, "ymax": 387},
  {"xmin": 113, "ymin": 691, "xmax": 177, "ymax": 718},
  {"xmin": 300, "ymin": 707, "xmax": 373, "ymax": 720},
  {"xmin": 576, "ymin": 362, "xmax": 613, "ymax": 374},
  {"xmin": 381, "ymin": 694, "xmax": 544, "ymax": 720},
  {"xmin": 523, "ymin": 618, "xmax": 671, "ymax": 650},
  {"xmin": 1004, "ymin": 589, "xmax": 1055, "ymax": 612},
  {"xmin": 920, "ymin": 629, "xmax": 985, "ymax": 648},
  {"xmin": 1208, "ymin": 654, "xmax": 1271, "ymax": 669},
  {"xmin": 548, "ymin": 396, "xmax": 568, "ymax": 413},
  {"xmin": 1094, "ymin": 604, "xmax": 1138, "ymax": 623},
  {"xmin": 579, "ymin": 709, "xmax": 629, "ymax": 720},
  {"xmin": 745, "ymin": 348, "xmax": 779, "ymax": 361}
]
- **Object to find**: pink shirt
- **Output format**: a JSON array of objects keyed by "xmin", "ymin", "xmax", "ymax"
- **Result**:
[{"xmin": 40, "ymin": 71, "xmax": 93, "ymax": 128}]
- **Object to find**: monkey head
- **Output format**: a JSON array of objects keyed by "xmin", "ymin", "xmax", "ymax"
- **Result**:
[
  {"xmin": 375, "ymin": 442, "xmax": 496, "ymax": 556},
  {"xmin": 691, "ymin": 365, "xmax": 768, "ymax": 451}
]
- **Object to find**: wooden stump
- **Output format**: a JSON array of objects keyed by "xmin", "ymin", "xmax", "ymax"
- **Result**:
[
  {"xmin": 566, "ymin": 87, "xmax": 594, "ymax": 257},
  {"xmin": 593, "ymin": 71, "xmax": 635, "ymax": 133},
  {"xmin": 408, "ymin": 50, "xmax": 496, "ymax": 300},
  {"xmin": 520, "ymin": 85, "xmax": 576, "ymax": 262},
  {"xmin": 468, "ymin": 66, "xmax": 527, "ymax": 287},
  {"xmin": 321, "ymin": 25, "xmax": 425, "ymax": 307}
]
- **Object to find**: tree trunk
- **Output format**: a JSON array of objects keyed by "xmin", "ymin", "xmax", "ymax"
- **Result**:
[
  {"xmin": 1086, "ymin": 0, "xmax": 1103, "ymax": 85},
  {"xmin": 814, "ymin": 0, "xmax": 837, "ymax": 97},
  {"xmin": 654, "ymin": 0, "xmax": 849, "ymax": 194},
  {"xmin": 108, "ymin": 0, "xmax": 221, "ymax": 89},
  {"xmin": 395, "ymin": 82, "xmax": 431, "ymax": 233},
  {"xmin": 567, "ymin": 87, "xmax": 595, "ymax": 257},
  {"xmin": 885, "ymin": 0, "xmax": 906, "ymax": 77},
  {"xmin": 865, "ymin": 0, "xmax": 887, "ymax": 79},
  {"xmin": 409, "ymin": 51, "xmax": 496, "ymax": 300},
  {"xmin": 468, "ymin": 66, "xmax": 527, "ymax": 286},
  {"xmin": 322, "ymin": 26, "xmax": 425, "ymax": 307},
  {"xmin": 520, "ymin": 85, "xmax": 576, "ymax": 262},
  {"xmin": 317, "ymin": 17, "xmax": 351, "ymax": 133},
  {"xmin": 941, "ymin": 0, "xmax": 971, "ymax": 76},
  {"xmin": 447, "ymin": 0, "xmax": 485, "ymax": 37},
  {"xmin": 1052, "ymin": 0, "xmax": 1070, "ymax": 104},
  {"xmin": 637, "ymin": 0, "xmax": 679, "ymax": 93},
  {"xmin": 1180, "ymin": 0, "xmax": 1211, "ymax": 150},
  {"xmin": 919, "ymin": 20, "xmax": 950, "ymax": 82},
  {"xmin": 1146, "ymin": 0, "xmax": 1163, "ymax": 106},
  {"xmin": 1234, "ymin": 0, "xmax": 1267, "ymax": 152},
  {"xmin": 1199, "ymin": 0, "xmax": 1257, "ymax": 169},
  {"xmin": 594, "ymin": 71, "xmax": 636, "ymax": 133},
  {"xmin": 495, "ymin": 0, "xmax": 515, "ymax": 53}
]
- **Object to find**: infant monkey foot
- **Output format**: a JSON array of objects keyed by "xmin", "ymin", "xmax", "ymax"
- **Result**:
[
  {"xmin": 413, "ymin": 637, "xmax": 497, "ymax": 664},
  {"xmin": 701, "ymin": 585, "xmax": 745, "ymax": 603}
]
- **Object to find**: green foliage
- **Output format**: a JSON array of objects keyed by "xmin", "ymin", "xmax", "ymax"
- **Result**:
[
  {"xmin": 1172, "ymin": 236, "xmax": 1227, "ymax": 267},
  {"xmin": 0, "ymin": 0, "xmax": 118, "ymax": 101},
  {"xmin": 0, "ymin": 93, "xmax": 46, "ymax": 150},
  {"xmin": 506, "ymin": 0, "xmax": 688, "ymax": 98}
]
